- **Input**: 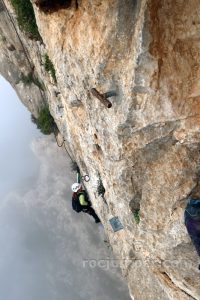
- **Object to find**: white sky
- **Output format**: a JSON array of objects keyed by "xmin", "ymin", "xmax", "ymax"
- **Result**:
[{"xmin": 0, "ymin": 75, "xmax": 130, "ymax": 300}]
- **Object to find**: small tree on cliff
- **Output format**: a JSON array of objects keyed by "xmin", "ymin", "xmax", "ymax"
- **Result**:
[
  {"xmin": 10, "ymin": 0, "xmax": 41, "ymax": 40},
  {"xmin": 31, "ymin": 106, "xmax": 57, "ymax": 135}
]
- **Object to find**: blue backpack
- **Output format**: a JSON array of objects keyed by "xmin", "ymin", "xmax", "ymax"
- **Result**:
[
  {"xmin": 184, "ymin": 199, "xmax": 200, "ymax": 257},
  {"xmin": 185, "ymin": 199, "xmax": 200, "ymax": 222}
]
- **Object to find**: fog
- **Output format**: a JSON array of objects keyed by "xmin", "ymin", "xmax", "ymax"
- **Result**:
[
  {"xmin": 0, "ymin": 76, "xmax": 40, "ymax": 198},
  {"xmin": 0, "ymin": 76, "xmax": 130, "ymax": 300}
]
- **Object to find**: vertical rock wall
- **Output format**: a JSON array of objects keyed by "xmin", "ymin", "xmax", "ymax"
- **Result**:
[{"xmin": 1, "ymin": 0, "xmax": 200, "ymax": 299}]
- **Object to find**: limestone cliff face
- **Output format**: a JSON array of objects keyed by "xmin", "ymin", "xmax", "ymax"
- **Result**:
[
  {"xmin": 0, "ymin": 1, "xmax": 46, "ymax": 116},
  {"xmin": 1, "ymin": 0, "xmax": 200, "ymax": 299}
]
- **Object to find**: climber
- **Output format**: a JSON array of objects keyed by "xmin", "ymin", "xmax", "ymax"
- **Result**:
[
  {"xmin": 184, "ymin": 197, "xmax": 200, "ymax": 269},
  {"xmin": 71, "ymin": 182, "xmax": 101, "ymax": 223}
]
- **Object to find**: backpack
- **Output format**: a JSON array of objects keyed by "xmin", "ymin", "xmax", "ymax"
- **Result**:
[
  {"xmin": 72, "ymin": 191, "xmax": 90, "ymax": 213},
  {"xmin": 184, "ymin": 199, "xmax": 200, "ymax": 257},
  {"xmin": 185, "ymin": 199, "xmax": 200, "ymax": 222}
]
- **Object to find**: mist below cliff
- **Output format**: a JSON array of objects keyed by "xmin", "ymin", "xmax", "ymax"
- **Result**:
[
  {"xmin": 0, "ymin": 134, "xmax": 130, "ymax": 300},
  {"xmin": 0, "ymin": 75, "xmax": 40, "ymax": 198},
  {"xmin": 0, "ymin": 75, "xmax": 130, "ymax": 300}
]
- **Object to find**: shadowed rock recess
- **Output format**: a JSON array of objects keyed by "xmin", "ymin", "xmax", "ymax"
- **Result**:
[{"xmin": 1, "ymin": 0, "xmax": 200, "ymax": 299}]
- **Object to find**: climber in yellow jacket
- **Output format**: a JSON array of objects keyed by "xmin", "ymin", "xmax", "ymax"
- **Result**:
[{"xmin": 71, "ymin": 183, "xmax": 101, "ymax": 223}]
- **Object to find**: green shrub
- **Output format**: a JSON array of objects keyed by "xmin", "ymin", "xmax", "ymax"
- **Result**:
[
  {"xmin": 20, "ymin": 73, "xmax": 45, "ymax": 90},
  {"xmin": 31, "ymin": 114, "xmax": 37, "ymax": 125},
  {"xmin": 31, "ymin": 106, "xmax": 57, "ymax": 135},
  {"xmin": 0, "ymin": 34, "xmax": 6, "ymax": 42},
  {"xmin": 10, "ymin": 0, "xmax": 41, "ymax": 40},
  {"xmin": 44, "ymin": 54, "xmax": 57, "ymax": 83},
  {"xmin": 133, "ymin": 209, "xmax": 140, "ymax": 224},
  {"xmin": 97, "ymin": 176, "xmax": 105, "ymax": 197},
  {"xmin": 70, "ymin": 161, "xmax": 79, "ymax": 173}
]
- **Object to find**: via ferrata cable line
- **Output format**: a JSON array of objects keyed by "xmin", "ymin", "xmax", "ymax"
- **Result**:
[
  {"xmin": 1, "ymin": 0, "xmax": 33, "ymax": 69},
  {"xmin": 54, "ymin": 130, "xmax": 74, "ymax": 162},
  {"xmin": 0, "ymin": 0, "xmax": 46, "ymax": 103},
  {"xmin": 54, "ymin": 130, "xmax": 90, "ymax": 183}
]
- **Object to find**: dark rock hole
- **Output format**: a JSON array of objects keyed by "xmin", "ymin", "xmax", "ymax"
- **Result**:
[{"xmin": 35, "ymin": 0, "xmax": 73, "ymax": 13}]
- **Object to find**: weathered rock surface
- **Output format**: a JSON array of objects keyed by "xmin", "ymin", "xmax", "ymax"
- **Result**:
[{"xmin": 1, "ymin": 0, "xmax": 200, "ymax": 299}]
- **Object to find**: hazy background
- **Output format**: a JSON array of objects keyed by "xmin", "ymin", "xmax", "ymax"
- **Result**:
[
  {"xmin": 0, "ymin": 75, "xmax": 130, "ymax": 300},
  {"xmin": 0, "ymin": 76, "xmax": 40, "ymax": 198}
]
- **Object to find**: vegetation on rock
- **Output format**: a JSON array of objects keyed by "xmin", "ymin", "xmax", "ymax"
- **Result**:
[
  {"xmin": 0, "ymin": 33, "xmax": 6, "ymax": 43},
  {"xmin": 133, "ymin": 209, "xmax": 140, "ymax": 224},
  {"xmin": 31, "ymin": 106, "xmax": 57, "ymax": 135},
  {"xmin": 44, "ymin": 54, "xmax": 57, "ymax": 83},
  {"xmin": 20, "ymin": 73, "xmax": 45, "ymax": 90},
  {"xmin": 10, "ymin": 0, "xmax": 41, "ymax": 40},
  {"xmin": 97, "ymin": 176, "xmax": 106, "ymax": 197},
  {"xmin": 70, "ymin": 161, "xmax": 79, "ymax": 173}
]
